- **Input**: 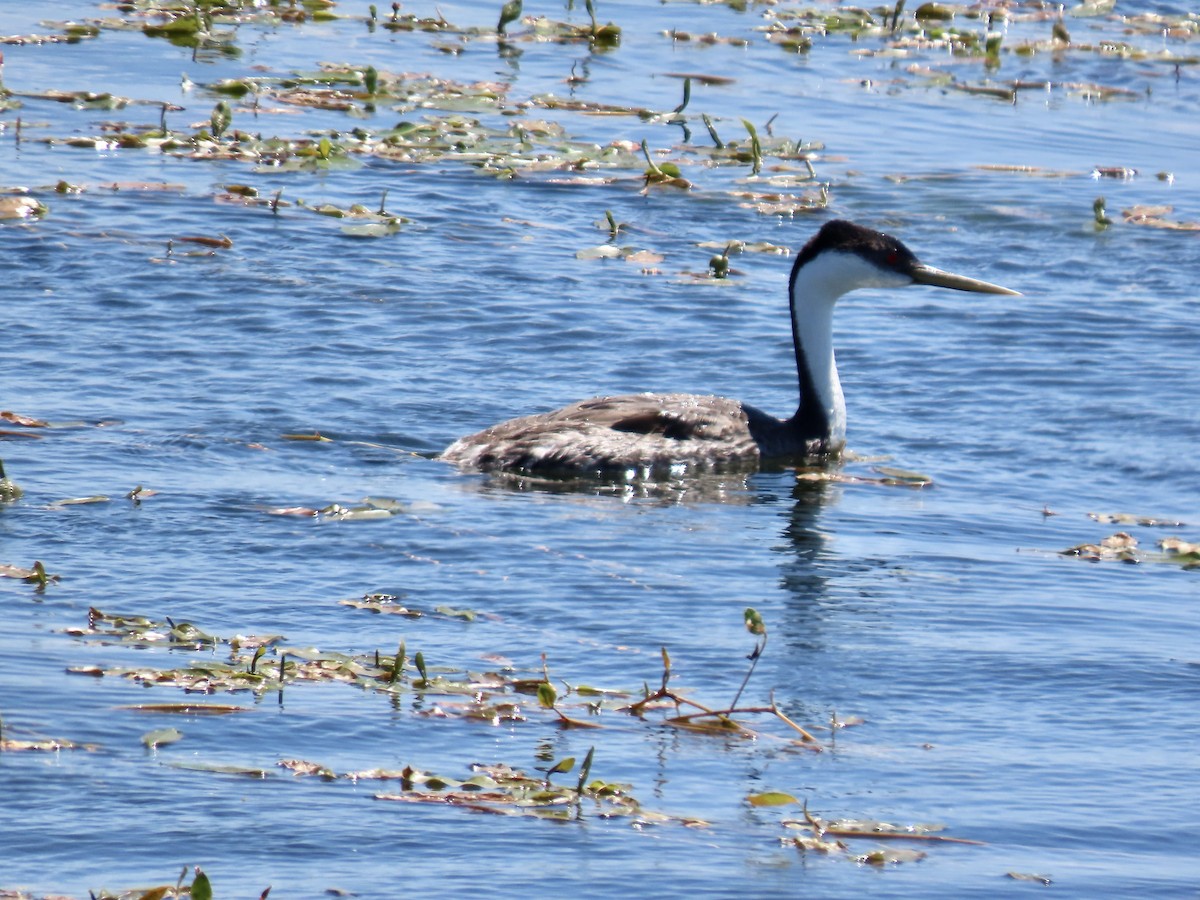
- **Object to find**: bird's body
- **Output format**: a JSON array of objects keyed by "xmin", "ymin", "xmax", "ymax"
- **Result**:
[
  {"xmin": 442, "ymin": 393, "xmax": 782, "ymax": 477},
  {"xmin": 441, "ymin": 220, "xmax": 1018, "ymax": 478}
]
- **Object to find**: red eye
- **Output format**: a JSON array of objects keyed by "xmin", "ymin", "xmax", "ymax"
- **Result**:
[{"xmin": 887, "ymin": 251, "xmax": 899, "ymax": 266}]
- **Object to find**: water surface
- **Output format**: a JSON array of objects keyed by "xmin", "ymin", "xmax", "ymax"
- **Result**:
[{"xmin": 2, "ymin": 2, "xmax": 1198, "ymax": 897}]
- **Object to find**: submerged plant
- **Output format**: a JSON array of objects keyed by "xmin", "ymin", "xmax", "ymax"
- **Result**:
[
  {"xmin": 497, "ymin": 0, "xmax": 523, "ymax": 34},
  {"xmin": 209, "ymin": 100, "xmax": 232, "ymax": 139},
  {"xmin": 0, "ymin": 459, "xmax": 22, "ymax": 501}
]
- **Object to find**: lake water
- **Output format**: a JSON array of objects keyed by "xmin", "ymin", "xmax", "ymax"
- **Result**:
[{"xmin": 2, "ymin": 2, "xmax": 1198, "ymax": 897}]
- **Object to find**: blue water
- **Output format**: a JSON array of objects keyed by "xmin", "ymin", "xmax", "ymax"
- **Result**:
[{"xmin": 2, "ymin": 2, "xmax": 1198, "ymax": 897}]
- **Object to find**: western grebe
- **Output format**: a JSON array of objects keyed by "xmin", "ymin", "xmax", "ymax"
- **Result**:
[{"xmin": 441, "ymin": 219, "xmax": 1018, "ymax": 477}]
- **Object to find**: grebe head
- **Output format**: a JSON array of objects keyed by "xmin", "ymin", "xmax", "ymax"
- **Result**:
[
  {"xmin": 790, "ymin": 219, "xmax": 1020, "ymax": 305},
  {"xmin": 784, "ymin": 220, "xmax": 1019, "ymax": 454}
]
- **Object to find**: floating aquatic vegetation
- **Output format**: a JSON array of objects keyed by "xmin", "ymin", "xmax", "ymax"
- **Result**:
[
  {"xmin": 779, "ymin": 801, "xmax": 982, "ymax": 865},
  {"xmin": 523, "ymin": 12, "xmax": 622, "ymax": 48},
  {"xmin": 871, "ymin": 466, "xmax": 934, "ymax": 487},
  {"xmin": 1007, "ymin": 871, "xmax": 1054, "ymax": 885},
  {"xmin": 50, "ymin": 495, "xmax": 111, "ymax": 507},
  {"xmin": 299, "ymin": 192, "xmax": 410, "ymax": 237},
  {"xmin": 141, "ymin": 727, "xmax": 183, "ymax": 749},
  {"xmin": 3, "ymin": 707, "xmax": 95, "ymax": 757},
  {"xmin": 1160, "ymin": 537, "xmax": 1200, "ymax": 561},
  {"xmin": 695, "ymin": 239, "xmax": 789, "ymax": 255},
  {"xmin": 640, "ymin": 140, "xmax": 691, "ymax": 189},
  {"xmin": 1061, "ymin": 531, "xmax": 1139, "ymax": 562},
  {"xmin": 0, "ymin": 411, "xmax": 48, "ymax": 427},
  {"xmin": 165, "ymin": 750, "xmax": 700, "ymax": 827},
  {"xmin": 65, "ymin": 603, "xmax": 838, "ymax": 753},
  {"xmin": 18, "ymin": 88, "xmax": 133, "ymax": 110},
  {"xmin": 120, "ymin": 703, "xmax": 250, "ymax": 716},
  {"xmin": 80, "ymin": 865, "xmax": 224, "ymax": 900},
  {"xmin": 794, "ymin": 461, "xmax": 934, "ymax": 488},
  {"xmin": 2, "ymin": 20, "xmax": 101, "ymax": 46},
  {"xmin": 0, "ymin": 196, "xmax": 47, "ymax": 219},
  {"xmin": 1118, "ymin": 205, "xmax": 1200, "ymax": 232},
  {"xmin": 1060, "ymin": 530, "xmax": 1200, "ymax": 569},
  {"xmin": 339, "ymin": 593, "xmax": 425, "ymax": 617},
  {"xmin": 371, "ymin": 755, "xmax": 692, "ymax": 824},
  {"xmin": 0, "ymin": 735, "xmax": 100, "ymax": 753},
  {"xmin": 65, "ymin": 607, "xmax": 224, "ymax": 649},
  {"xmin": 377, "ymin": 5, "xmax": 456, "ymax": 33},
  {"xmin": 0, "ymin": 460, "xmax": 22, "ymax": 501},
  {"xmin": 0, "ymin": 560, "xmax": 58, "ymax": 588},
  {"xmin": 339, "ymin": 592, "xmax": 480, "ymax": 621},
  {"xmin": 1088, "ymin": 512, "xmax": 1186, "ymax": 528},
  {"xmin": 974, "ymin": 164, "xmax": 1081, "ymax": 179},
  {"xmin": 498, "ymin": 0, "xmax": 523, "ymax": 35},
  {"xmin": 730, "ymin": 186, "xmax": 829, "ymax": 217},
  {"xmin": 575, "ymin": 244, "xmax": 665, "ymax": 266},
  {"xmin": 264, "ymin": 496, "xmax": 403, "ymax": 521}
]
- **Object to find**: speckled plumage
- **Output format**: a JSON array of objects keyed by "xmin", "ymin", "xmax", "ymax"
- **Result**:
[{"xmin": 440, "ymin": 392, "xmax": 820, "ymax": 476}]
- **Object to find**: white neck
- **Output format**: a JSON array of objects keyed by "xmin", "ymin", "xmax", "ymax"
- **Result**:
[
  {"xmin": 792, "ymin": 291, "xmax": 845, "ymax": 445},
  {"xmin": 789, "ymin": 251, "xmax": 907, "ymax": 446}
]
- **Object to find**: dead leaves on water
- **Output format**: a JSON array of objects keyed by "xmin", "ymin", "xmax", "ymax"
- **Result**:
[
  {"xmin": 62, "ymin": 604, "xmax": 836, "ymax": 755},
  {"xmin": 0, "ymin": 561, "xmax": 59, "ymax": 588},
  {"xmin": 20, "ymin": 1, "xmax": 1187, "ymax": 233},
  {"xmin": 1061, "ymin": 531, "xmax": 1200, "ymax": 568},
  {"xmin": 0, "ymin": 196, "xmax": 48, "ymax": 220},
  {"xmin": 7, "ymin": 45, "xmax": 825, "ymax": 227},
  {"xmin": 371, "ymin": 759, "xmax": 692, "ymax": 827},
  {"xmin": 0, "ymin": 735, "xmax": 100, "ymax": 753},
  {"xmin": 263, "ymin": 495, "xmax": 427, "ymax": 523},
  {"xmin": 795, "ymin": 459, "xmax": 936, "ymax": 489},
  {"xmin": 1052, "ymin": 510, "xmax": 1198, "ymax": 570},
  {"xmin": 338, "ymin": 592, "xmax": 480, "ymax": 622},
  {"xmin": 73, "ymin": 865, "xmax": 221, "ymax": 900},
  {"xmin": 172, "ymin": 755, "xmax": 699, "ymax": 828},
  {"xmin": 776, "ymin": 802, "xmax": 982, "ymax": 867},
  {"xmin": 50, "ymin": 601, "xmax": 867, "ymax": 837}
]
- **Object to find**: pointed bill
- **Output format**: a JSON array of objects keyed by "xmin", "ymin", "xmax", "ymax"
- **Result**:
[{"xmin": 911, "ymin": 264, "xmax": 1020, "ymax": 295}]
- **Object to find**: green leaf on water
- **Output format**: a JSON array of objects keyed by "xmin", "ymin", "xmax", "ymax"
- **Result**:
[
  {"xmin": 914, "ymin": 2, "xmax": 954, "ymax": 20},
  {"xmin": 169, "ymin": 620, "xmax": 218, "ymax": 645},
  {"xmin": 872, "ymin": 466, "xmax": 933, "ymax": 486},
  {"xmin": 433, "ymin": 605, "xmax": 477, "ymax": 621},
  {"xmin": 744, "ymin": 607, "xmax": 766, "ymax": 636},
  {"xmin": 546, "ymin": 756, "xmax": 575, "ymax": 776},
  {"xmin": 747, "ymin": 791, "xmax": 799, "ymax": 807},
  {"xmin": 537, "ymin": 681, "xmax": 558, "ymax": 709},
  {"xmin": 141, "ymin": 727, "xmax": 183, "ymax": 748},
  {"xmin": 191, "ymin": 869, "xmax": 213, "ymax": 900},
  {"xmin": 143, "ymin": 14, "xmax": 201, "ymax": 38},
  {"xmin": 576, "ymin": 746, "xmax": 595, "ymax": 793},
  {"xmin": 497, "ymin": 0, "xmax": 522, "ymax": 33},
  {"xmin": 854, "ymin": 847, "xmax": 927, "ymax": 865},
  {"xmin": 210, "ymin": 101, "xmax": 232, "ymax": 139}
]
